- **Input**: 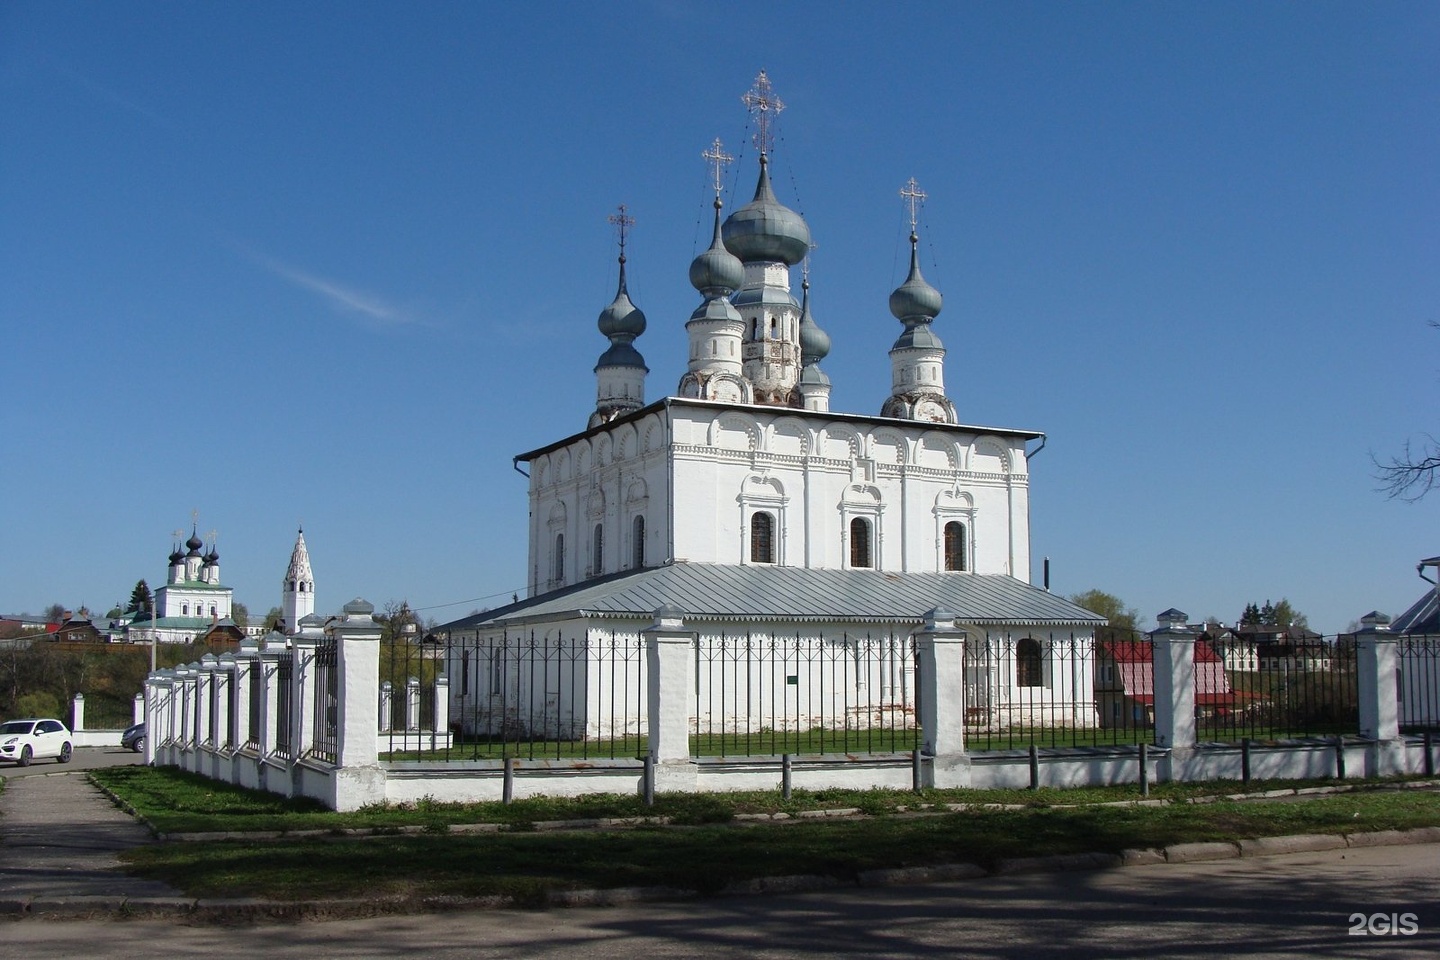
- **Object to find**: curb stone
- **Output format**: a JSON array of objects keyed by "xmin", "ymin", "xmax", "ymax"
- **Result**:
[
  {"xmin": 1119, "ymin": 848, "xmax": 1165, "ymax": 866},
  {"xmin": 1237, "ymin": 834, "xmax": 1347, "ymax": 857},
  {"xmin": 995, "ymin": 852, "xmax": 1122, "ymax": 875},
  {"xmin": 1162, "ymin": 841, "xmax": 1240, "ymax": 863}
]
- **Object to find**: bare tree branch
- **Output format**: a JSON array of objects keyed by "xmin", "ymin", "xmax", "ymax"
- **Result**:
[{"xmin": 1375, "ymin": 435, "xmax": 1440, "ymax": 501}]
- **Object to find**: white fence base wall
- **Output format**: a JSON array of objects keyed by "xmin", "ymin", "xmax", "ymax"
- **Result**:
[
  {"xmin": 147, "ymin": 736, "xmax": 1437, "ymax": 811},
  {"xmin": 71, "ymin": 730, "xmax": 123, "ymax": 747}
]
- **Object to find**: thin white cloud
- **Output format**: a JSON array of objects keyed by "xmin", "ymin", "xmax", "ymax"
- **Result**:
[
  {"xmin": 51, "ymin": 59, "xmax": 178, "ymax": 131},
  {"xmin": 238, "ymin": 246, "xmax": 422, "ymax": 328}
]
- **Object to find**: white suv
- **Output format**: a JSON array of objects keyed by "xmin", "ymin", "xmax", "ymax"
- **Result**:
[{"xmin": 0, "ymin": 718, "xmax": 74, "ymax": 766}]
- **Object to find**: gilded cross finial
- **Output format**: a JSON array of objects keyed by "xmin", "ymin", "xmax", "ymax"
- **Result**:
[
  {"xmin": 606, "ymin": 204, "xmax": 635, "ymax": 260},
  {"xmin": 741, "ymin": 70, "xmax": 784, "ymax": 156},
  {"xmin": 702, "ymin": 137, "xmax": 733, "ymax": 200},
  {"xmin": 900, "ymin": 177, "xmax": 927, "ymax": 235}
]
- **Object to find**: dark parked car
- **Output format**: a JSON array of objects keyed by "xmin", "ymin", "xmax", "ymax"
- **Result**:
[{"xmin": 121, "ymin": 722, "xmax": 146, "ymax": 753}]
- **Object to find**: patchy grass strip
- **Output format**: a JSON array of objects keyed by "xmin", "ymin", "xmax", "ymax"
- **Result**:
[{"xmin": 115, "ymin": 790, "xmax": 1440, "ymax": 902}]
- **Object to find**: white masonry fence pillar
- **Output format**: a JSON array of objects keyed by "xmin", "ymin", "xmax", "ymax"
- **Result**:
[
  {"xmin": 1355, "ymin": 611, "xmax": 1403, "ymax": 776},
  {"xmin": 329, "ymin": 598, "xmax": 385, "ymax": 811},
  {"xmin": 644, "ymin": 605, "xmax": 699, "ymax": 792},
  {"xmin": 405, "ymin": 676, "xmax": 421, "ymax": 734},
  {"xmin": 379, "ymin": 681, "xmax": 394, "ymax": 734},
  {"xmin": 216, "ymin": 652, "xmax": 237, "ymax": 753},
  {"xmin": 133, "ymin": 692, "xmax": 146, "ymax": 727},
  {"xmin": 914, "ymin": 607, "xmax": 970, "ymax": 788},
  {"xmin": 259, "ymin": 638, "xmax": 285, "ymax": 765},
  {"xmin": 144, "ymin": 671, "xmax": 171, "ymax": 766},
  {"xmin": 291, "ymin": 635, "xmax": 319, "ymax": 760},
  {"xmin": 433, "ymin": 675, "xmax": 450, "ymax": 750},
  {"xmin": 1151, "ymin": 608, "xmax": 1196, "ymax": 759},
  {"xmin": 71, "ymin": 693, "xmax": 85, "ymax": 734},
  {"xmin": 233, "ymin": 639, "xmax": 258, "ymax": 752},
  {"xmin": 202, "ymin": 655, "xmax": 221, "ymax": 751}
]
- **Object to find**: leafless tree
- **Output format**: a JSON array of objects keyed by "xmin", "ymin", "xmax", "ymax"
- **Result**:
[{"xmin": 1375, "ymin": 321, "xmax": 1440, "ymax": 501}]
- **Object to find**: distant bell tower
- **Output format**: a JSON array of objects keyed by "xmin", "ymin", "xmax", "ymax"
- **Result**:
[{"xmin": 281, "ymin": 527, "xmax": 315, "ymax": 634}]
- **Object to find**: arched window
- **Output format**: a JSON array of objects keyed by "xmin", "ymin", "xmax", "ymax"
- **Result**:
[
  {"xmin": 209, "ymin": 605, "xmax": 217, "ymax": 618},
  {"xmin": 553, "ymin": 533, "xmax": 565, "ymax": 584},
  {"xmin": 750, "ymin": 512, "xmax": 775, "ymax": 564},
  {"xmin": 944, "ymin": 521, "xmax": 967, "ymax": 572},
  {"xmin": 849, "ymin": 517, "xmax": 872, "ymax": 568},
  {"xmin": 1016, "ymin": 638, "xmax": 1043, "ymax": 688},
  {"xmin": 289, "ymin": 579, "xmax": 296, "ymax": 591},
  {"xmin": 632, "ymin": 515, "xmax": 645, "ymax": 568},
  {"xmin": 299, "ymin": 582, "xmax": 307, "ymax": 593},
  {"xmin": 181, "ymin": 603, "xmax": 189, "ymax": 616},
  {"xmin": 592, "ymin": 523, "xmax": 604, "ymax": 576}
]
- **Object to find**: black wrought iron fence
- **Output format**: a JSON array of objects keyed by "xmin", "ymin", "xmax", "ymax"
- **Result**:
[
  {"xmin": 964, "ymin": 629, "xmax": 1142, "ymax": 751},
  {"xmin": 385, "ymin": 627, "xmax": 647, "ymax": 761},
  {"xmin": 1199, "ymin": 634, "xmax": 1357, "ymax": 742},
  {"xmin": 274, "ymin": 656, "xmax": 293, "ymax": 759},
  {"xmin": 246, "ymin": 659, "xmax": 261, "ymax": 749},
  {"xmin": 311, "ymin": 637, "xmax": 338, "ymax": 763},
  {"xmin": 1399, "ymin": 634, "xmax": 1440, "ymax": 731},
  {"xmin": 692, "ymin": 629, "xmax": 919, "ymax": 757}
]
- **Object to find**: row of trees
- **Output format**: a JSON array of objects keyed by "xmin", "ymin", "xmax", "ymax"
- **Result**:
[{"xmin": 1068, "ymin": 590, "xmax": 1311, "ymax": 637}]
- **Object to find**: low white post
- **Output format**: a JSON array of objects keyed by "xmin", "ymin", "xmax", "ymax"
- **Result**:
[
  {"xmin": 405, "ymin": 677, "xmax": 421, "ymax": 732},
  {"xmin": 133, "ymin": 692, "xmax": 145, "ymax": 727},
  {"xmin": 331, "ymin": 598, "xmax": 385, "ymax": 811},
  {"xmin": 379, "ymin": 681, "xmax": 394, "ymax": 733},
  {"xmin": 1151, "ymin": 608, "xmax": 1196, "ymax": 751},
  {"xmin": 914, "ymin": 608, "xmax": 970, "ymax": 788},
  {"xmin": 1356, "ymin": 611, "xmax": 1403, "ymax": 776},
  {"xmin": 432, "ymin": 675, "xmax": 450, "ymax": 749},
  {"xmin": 71, "ymin": 693, "xmax": 85, "ymax": 733}
]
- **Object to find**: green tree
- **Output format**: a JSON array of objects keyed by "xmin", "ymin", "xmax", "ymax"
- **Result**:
[
  {"xmin": 1270, "ymin": 598, "xmax": 1308, "ymax": 631},
  {"xmin": 127, "ymin": 580, "xmax": 153, "ymax": 613},
  {"xmin": 262, "ymin": 607, "xmax": 283, "ymax": 632},
  {"xmin": 1068, "ymin": 589, "xmax": 1141, "ymax": 640},
  {"xmin": 43, "ymin": 603, "xmax": 66, "ymax": 624},
  {"xmin": 231, "ymin": 602, "xmax": 249, "ymax": 628}
]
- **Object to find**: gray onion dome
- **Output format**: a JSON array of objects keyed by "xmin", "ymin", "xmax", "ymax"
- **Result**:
[
  {"xmin": 798, "ymin": 279, "xmax": 830, "ymax": 364},
  {"xmin": 690, "ymin": 200, "xmax": 744, "ymax": 295},
  {"xmin": 722, "ymin": 156, "xmax": 811, "ymax": 266},
  {"xmin": 888, "ymin": 234, "xmax": 943, "ymax": 323},
  {"xmin": 185, "ymin": 529, "xmax": 204, "ymax": 555},
  {"xmin": 597, "ymin": 260, "xmax": 647, "ymax": 341}
]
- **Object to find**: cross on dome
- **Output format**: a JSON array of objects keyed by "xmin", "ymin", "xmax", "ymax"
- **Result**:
[
  {"xmin": 702, "ymin": 137, "xmax": 733, "ymax": 201},
  {"xmin": 741, "ymin": 70, "xmax": 784, "ymax": 156},
  {"xmin": 900, "ymin": 177, "xmax": 927, "ymax": 235},
  {"xmin": 606, "ymin": 204, "xmax": 635, "ymax": 259}
]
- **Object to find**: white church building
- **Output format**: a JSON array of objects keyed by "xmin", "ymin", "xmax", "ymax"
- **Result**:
[{"xmin": 440, "ymin": 73, "xmax": 1103, "ymax": 744}]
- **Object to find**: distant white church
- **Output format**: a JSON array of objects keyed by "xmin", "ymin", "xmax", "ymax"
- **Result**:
[
  {"xmin": 440, "ymin": 73, "xmax": 1102, "ymax": 740},
  {"xmin": 129, "ymin": 526, "xmax": 320, "ymax": 644}
]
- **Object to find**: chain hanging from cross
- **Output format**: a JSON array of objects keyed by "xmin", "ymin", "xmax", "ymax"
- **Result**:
[
  {"xmin": 741, "ymin": 70, "xmax": 784, "ymax": 156},
  {"xmin": 900, "ymin": 177, "xmax": 927, "ymax": 234},
  {"xmin": 702, "ymin": 137, "xmax": 733, "ymax": 201},
  {"xmin": 606, "ymin": 204, "xmax": 635, "ymax": 259}
]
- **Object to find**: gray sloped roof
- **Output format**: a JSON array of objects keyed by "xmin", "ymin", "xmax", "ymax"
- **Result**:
[
  {"xmin": 441, "ymin": 562, "xmax": 1106, "ymax": 631},
  {"xmin": 1391, "ymin": 587, "xmax": 1440, "ymax": 634}
]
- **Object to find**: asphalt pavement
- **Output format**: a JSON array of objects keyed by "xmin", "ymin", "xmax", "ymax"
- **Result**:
[{"xmin": 0, "ymin": 745, "xmax": 144, "ymax": 780}]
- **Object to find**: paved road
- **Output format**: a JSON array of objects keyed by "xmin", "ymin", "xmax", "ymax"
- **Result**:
[
  {"xmin": 3, "ymin": 842, "xmax": 1436, "ymax": 958},
  {"xmin": 0, "ymin": 746, "xmax": 142, "ymax": 779}
]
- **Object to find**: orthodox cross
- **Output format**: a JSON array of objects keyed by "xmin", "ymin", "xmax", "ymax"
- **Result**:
[
  {"xmin": 607, "ymin": 204, "xmax": 635, "ymax": 259},
  {"xmin": 702, "ymin": 137, "xmax": 733, "ymax": 199},
  {"xmin": 741, "ymin": 70, "xmax": 784, "ymax": 155},
  {"xmin": 207, "ymin": 529, "xmax": 218, "ymax": 548},
  {"xmin": 900, "ymin": 177, "xmax": 927, "ymax": 233}
]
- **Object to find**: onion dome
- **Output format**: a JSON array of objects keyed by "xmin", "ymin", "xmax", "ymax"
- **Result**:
[
  {"xmin": 889, "ymin": 233, "xmax": 943, "ymax": 325},
  {"xmin": 597, "ymin": 260, "xmax": 647, "ymax": 343},
  {"xmin": 168, "ymin": 545, "xmax": 182, "ymax": 565},
  {"xmin": 722, "ymin": 156, "xmax": 811, "ymax": 266},
  {"xmin": 798, "ymin": 279, "xmax": 831, "ymax": 365},
  {"xmin": 185, "ymin": 529, "xmax": 204, "ymax": 556},
  {"xmin": 203, "ymin": 548, "xmax": 218, "ymax": 564},
  {"xmin": 690, "ymin": 200, "xmax": 744, "ymax": 296}
]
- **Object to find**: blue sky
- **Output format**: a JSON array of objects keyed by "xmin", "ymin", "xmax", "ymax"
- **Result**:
[{"xmin": 2, "ymin": 2, "xmax": 1435, "ymax": 632}]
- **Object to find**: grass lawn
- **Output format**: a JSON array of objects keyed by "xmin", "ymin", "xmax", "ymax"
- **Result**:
[
  {"xmin": 113, "ymin": 789, "xmax": 1440, "ymax": 903},
  {"xmin": 90, "ymin": 765, "xmax": 1425, "ymax": 835}
]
